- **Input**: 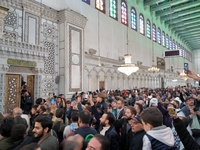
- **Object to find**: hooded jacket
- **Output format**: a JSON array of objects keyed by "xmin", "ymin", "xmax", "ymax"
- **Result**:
[{"xmin": 142, "ymin": 125, "xmax": 175, "ymax": 150}]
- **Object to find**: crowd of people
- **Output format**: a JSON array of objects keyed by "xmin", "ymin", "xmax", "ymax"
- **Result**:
[{"xmin": 0, "ymin": 70, "xmax": 200, "ymax": 150}]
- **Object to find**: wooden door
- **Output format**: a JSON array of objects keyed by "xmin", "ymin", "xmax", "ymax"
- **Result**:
[
  {"xmin": 99, "ymin": 81, "xmax": 105, "ymax": 90},
  {"xmin": 26, "ymin": 75, "xmax": 34, "ymax": 104},
  {"xmin": 5, "ymin": 74, "xmax": 20, "ymax": 114}
]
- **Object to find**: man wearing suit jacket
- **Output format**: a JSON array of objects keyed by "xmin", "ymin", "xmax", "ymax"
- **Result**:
[{"xmin": 116, "ymin": 98, "xmax": 125, "ymax": 120}]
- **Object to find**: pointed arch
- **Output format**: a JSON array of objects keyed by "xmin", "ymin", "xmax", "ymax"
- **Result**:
[
  {"xmin": 121, "ymin": 0, "xmax": 128, "ymax": 25},
  {"xmin": 131, "ymin": 7, "xmax": 137, "ymax": 30}
]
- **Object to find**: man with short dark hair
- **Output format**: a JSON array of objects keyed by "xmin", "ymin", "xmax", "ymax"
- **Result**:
[
  {"xmin": 32, "ymin": 115, "xmax": 59, "ymax": 150},
  {"xmin": 73, "ymin": 111, "xmax": 98, "ymax": 139},
  {"xmin": 114, "ymin": 106, "xmax": 136, "ymax": 150},
  {"xmin": 141, "ymin": 107, "xmax": 175, "ymax": 149},
  {"xmin": 86, "ymin": 134, "xmax": 110, "ymax": 150},
  {"xmin": 99, "ymin": 112, "xmax": 120, "ymax": 150}
]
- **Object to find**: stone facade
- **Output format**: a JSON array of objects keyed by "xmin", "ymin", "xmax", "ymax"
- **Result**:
[{"xmin": 0, "ymin": 0, "xmax": 187, "ymax": 113}]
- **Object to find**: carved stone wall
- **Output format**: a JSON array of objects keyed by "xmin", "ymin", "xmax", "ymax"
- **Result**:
[
  {"xmin": 0, "ymin": 74, "xmax": 5, "ymax": 113},
  {"xmin": 4, "ymin": 7, "xmax": 22, "ymax": 42},
  {"xmin": 40, "ymin": 18, "xmax": 58, "ymax": 96}
]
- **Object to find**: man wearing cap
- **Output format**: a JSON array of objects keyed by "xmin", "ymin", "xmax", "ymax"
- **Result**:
[
  {"xmin": 129, "ymin": 115, "xmax": 145, "ymax": 150},
  {"xmin": 149, "ymin": 98, "xmax": 158, "ymax": 107},
  {"xmin": 180, "ymin": 96, "xmax": 200, "ymax": 142}
]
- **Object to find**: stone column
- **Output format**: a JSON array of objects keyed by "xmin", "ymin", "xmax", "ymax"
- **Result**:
[{"xmin": 0, "ymin": 6, "xmax": 9, "ymax": 39}]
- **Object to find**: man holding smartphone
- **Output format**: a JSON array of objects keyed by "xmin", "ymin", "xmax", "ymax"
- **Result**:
[{"xmin": 187, "ymin": 70, "xmax": 200, "ymax": 86}]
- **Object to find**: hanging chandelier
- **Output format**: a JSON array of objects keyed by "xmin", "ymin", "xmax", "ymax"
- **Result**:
[
  {"xmin": 118, "ymin": 54, "xmax": 139, "ymax": 76},
  {"xmin": 179, "ymin": 70, "xmax": 188, "ymax": 81},
  {"xmin": 148, "ymin": 65, "xmax": 160, "ymax": 73}
]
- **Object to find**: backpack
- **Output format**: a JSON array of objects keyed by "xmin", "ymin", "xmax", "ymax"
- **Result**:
[
  {"xmin": 52, "ymin": 121, "xmax": 65, "ymax": 143},
  {"xmin": 146, "ymin": 134, "xmax": 177, "ymax": 150}
]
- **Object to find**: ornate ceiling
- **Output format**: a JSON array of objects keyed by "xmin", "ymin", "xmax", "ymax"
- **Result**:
[{"xmin": 144, "ymin": 0, "xmax": 200, "ymax": 50}]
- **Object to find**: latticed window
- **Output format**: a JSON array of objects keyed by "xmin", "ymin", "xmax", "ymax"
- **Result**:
[
  {"xmin": 166, "ymin": 34, "xmax": 169, "ymax": 49},
  {"xmin": 157, "ymin": 28, "xmax": 161, "ymax": 44},
  {"xmin": 152, "ymin": 24, "xmax": 156, "ymax": 42},
  {"xmin": 139, "ymin": 14, "xmax": 144, "ymax": 35},
  {"xmin": 146, "ymin": 19, "xmax": 151, "ymax": 38},
  {"xmin": 121, "ymin": 1, "xmax": 127, "ymax": 25},
  {"xmin": 82, "ymin": 0, "xmax": 90, "ymax": 4},
  {"xmin": 131, "ymin": 7, "xmax": 136, "ymax": 30},
  {"xmin": 96, "ymin": 0, "xmax": 105, "ymax": 13},
  {"xmin": 169, "ymin": 37, "xmax": 172, "ymax": 50},
  {"xmin": 110, "ymin": 0, "xmax": 117, "ymax": 19},
  {"xmin": 162, "ymin": 31, "xmax": 165, "ymax": 47}
]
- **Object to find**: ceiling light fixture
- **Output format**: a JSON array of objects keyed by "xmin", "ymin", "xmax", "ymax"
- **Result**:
[
  {"xmin": 117, "ymin": 9, "xmax": 139, "ymax": 76},
  {"xmin": 118, "ymin": 54, "xmax": 139, "ymax": 76}
]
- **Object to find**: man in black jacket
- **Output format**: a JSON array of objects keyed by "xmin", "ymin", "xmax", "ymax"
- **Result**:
[
  {"xmin": 114, "ymin": 106, "xmax": 136, "ymax": 150},
  {"xmin": 129, "ymin": 115, "xmax": 145, "ymax": 150},
  {"xmin": 99, "ymin": 112, "xmax": 120, "ymax": 150}
]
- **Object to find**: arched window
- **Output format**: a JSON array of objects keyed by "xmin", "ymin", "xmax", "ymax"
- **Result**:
[
  {"xmin": 166, "ymin": 34, "xmax": 169, "ymax": 49},
  {"xmin": 146, "ymin": 19, "xmax": 151, "ymax": 38},
  {"xmin": 96, "ymin": 0, "xmax": 105, "ymax": 13},
  {"xmin": 121, "ymin": 1, "xmax": 127, "ymax": 25},
  {"xmin": 139, "ymin": 14, "xmax": 144, "ymax": 35},
  {"xmin": 131, "ymin": 7, "xmax": 136, "ymax": 30},
  {"xmin": 169, "ymin": 37, "xmax": 172, "ymax": 50},
  {"xmin": 162, "ymin": 31, "xmax": 165, "ymax": 47},
  {"xmin": 173, "ymin": 40, "xmax": 175, "ymax": 50},
  {"xmin": 157, "ymin": 28, "xmax": 161, "ymax": 44},
  {"xmin": 176, "ymin": 42, "xmax": 178, "ymax": 49},
  {"xmin": 110, "ymin": 0, "xmax": 117, "ymax": 19},
  {"xmin": 152, "ymin": 24, "xmax": 156, "ymax": 42},
  {"xmin": 82, "ymin": 0, "xmax": 90, "ymax": 4}
]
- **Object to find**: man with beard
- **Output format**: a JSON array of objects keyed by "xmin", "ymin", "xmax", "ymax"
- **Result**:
[
  {"xmin": 114, "ymin": 106, "xmax": 136, "ymax": 150},
  {"xmin": 32, "ymin": 115, "xmax": 59, "ymax": 150},
  {"xmin": 99, "ymin": 112, "xmax": 120, "ymax": 150}
]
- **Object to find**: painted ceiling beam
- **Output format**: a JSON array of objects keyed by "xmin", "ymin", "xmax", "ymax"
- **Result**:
[
  {"xmin": 160, "ymin": 6, "xmax": 200, "ymax": 21},
  {"xmin": 144, "ymin": 0, "xmax": 165, "ymax": 7},
  {"xmin": 176, "ymin": 28, "xmax": 200, "ymax": 34},
  {"xmin": 173, "ymin": 22, "xmax": 200, "ymax": 31},
  {"xmin": 165, "ymin": 12, "xmax": 200, "ymax": 24},
  {"xmin": 150, "ymin": 0, "xmax": 189, "ymax": 12},
  {"xmin": 156, "ymin": 1, "xmax": 200, "ymax": 17},
  {"xmin": 170, "ymin": 18, "xmax": 200, "ymax": 28}
]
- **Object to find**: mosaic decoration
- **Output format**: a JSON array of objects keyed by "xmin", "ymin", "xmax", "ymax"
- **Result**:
[
  {"xmin": 43, "ymin": 22, "xmax": 56, "ymax": 39},
  {"xmin": 3, "ymin": 30, "xmax": 16, "ymax": 40},
  {"xmin": 4, "ymin": 12, "xmax": 17, "ymax": 27},
  {"xmin": 44, "ymin": 41, "xmax": 55, "ymax": 74},
  {"xmin": 42, "ymin": 78, "xmax": 55, "ymax": 93},
  {"xmin": 4, "ymin": 7, "xmax": 22, "ymax": 42}
]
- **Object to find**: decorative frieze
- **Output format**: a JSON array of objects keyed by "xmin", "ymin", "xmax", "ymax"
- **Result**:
[
  {"xmin": 0, "ymin": 0, "xmax": 58, "ymax": 23},
  {"xmin": 58, "ymin": 8, "xmax": 87, "ymax": 28},
  {"xmin": 0, "ymin": 39, "xmax": 48, "ymax": 60}
]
